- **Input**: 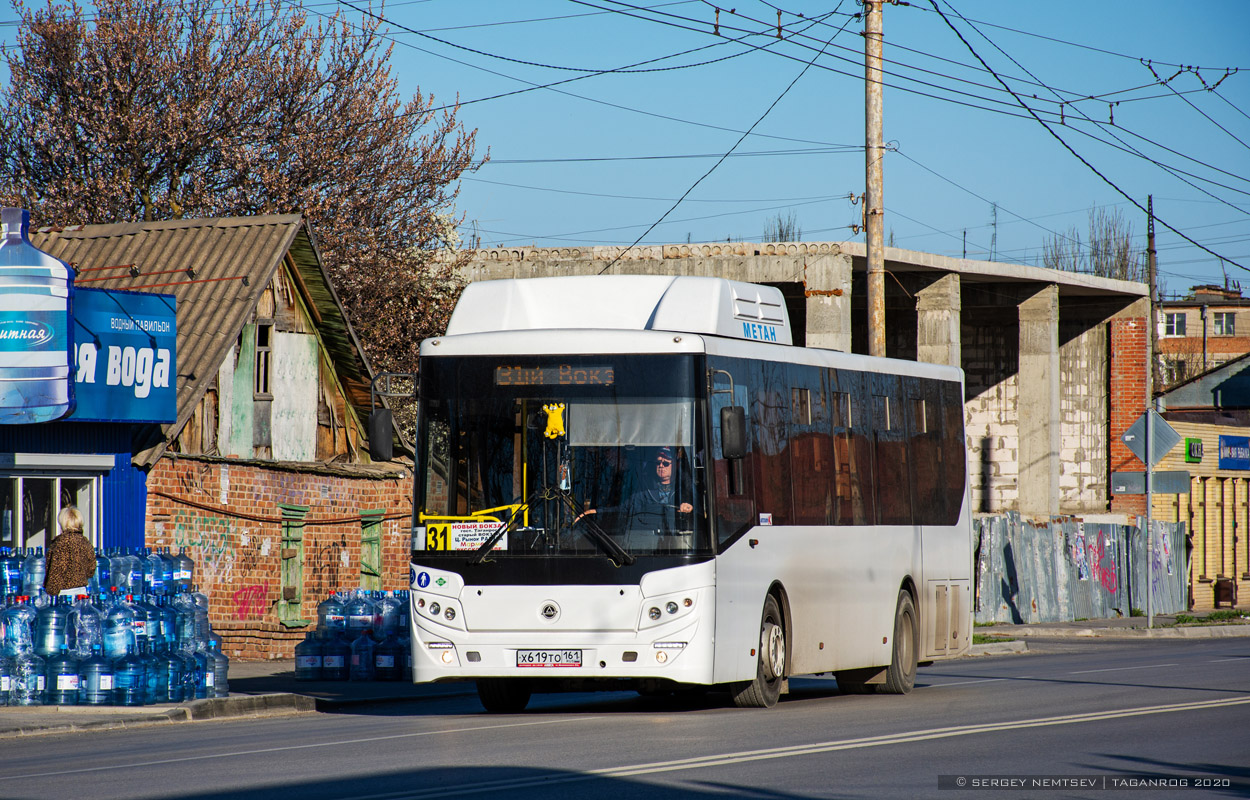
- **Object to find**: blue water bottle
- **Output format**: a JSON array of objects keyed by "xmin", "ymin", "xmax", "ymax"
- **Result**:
[{"xmin": 0, "ymin": 208, "xmax": 73, "ymax": 424}]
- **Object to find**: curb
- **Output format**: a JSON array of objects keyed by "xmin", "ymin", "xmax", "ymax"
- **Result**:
[
  {"xmin": 987, "ymin": 624, "xmax": 1250, "ymax": 639},
  {"xmin": 968, "ymin": 640, "xmax": 1028, "ymax": 656},
  {"xmin": 0, "ymin": 693, "xmax": 316, "ymax": 739}
]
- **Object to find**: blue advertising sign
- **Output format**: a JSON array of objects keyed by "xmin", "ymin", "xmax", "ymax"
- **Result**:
[
  {"xmin": 0, "ymin": 208, "xmax": 74, "ymax": 424},
  {"xmin": 69, "ymin": 287, "xmax": 177, "ymax": 423},
  {"xmin": 1218, "ymin": 435, "xmax": 1250, "ymax": 471}
]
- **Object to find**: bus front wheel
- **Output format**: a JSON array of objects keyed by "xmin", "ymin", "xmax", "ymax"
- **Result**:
[
  {"xmin": 477, "ymin": 678, "xmax": 532, "ymax": 713},
  {"xmin": 731, "ymin": 595, "xmax": 785, "ymax": 708},
  {"xmin": 880, "ymin": 590, "xmax": 918, "ymax": 695}
]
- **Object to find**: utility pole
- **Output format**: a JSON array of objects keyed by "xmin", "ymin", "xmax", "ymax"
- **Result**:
[
  {"xmin": 865, "ymin": 0, "xmax": 886, "ymax": 358},
  {"xmin": 1147, "ymin": 195, "xmax": 1159, "ymax": 391}
]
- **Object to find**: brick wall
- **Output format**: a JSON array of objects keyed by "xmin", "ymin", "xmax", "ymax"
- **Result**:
[
  {"xmin": 1059, "ymin": 320, "xmax": 1108, "ymax": 511},
  {"xmin": 1108, "ymin": 316, "xmax": 1149, "ymax": 515},
  {"xmin": 963, "ymin": 312, "xmax": 1019, "ymax": 513},
  {"xmin": 145, "ymin": 455, "xmax": 412, "ymax": 660}
]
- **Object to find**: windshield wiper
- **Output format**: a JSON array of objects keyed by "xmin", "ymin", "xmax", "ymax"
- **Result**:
[
  {"xmin": 576, "ymin": 513, "xmax": 635, "ymax": 567},
  {"xmin": 466, "ymin": 488, "xmax": 636, "ymax": 567},
  {"xmin": 468, "ymin": 500, "xmax": 529, "ymax": 565}
]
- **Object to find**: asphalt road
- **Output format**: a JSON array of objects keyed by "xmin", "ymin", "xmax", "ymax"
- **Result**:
[{"xmin": 1, "ymin": 638, "xmax": 1247, "ymax": 800}]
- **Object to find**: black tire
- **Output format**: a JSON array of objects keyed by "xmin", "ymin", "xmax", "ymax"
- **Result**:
[
  {"xmin": 476, "ymin": 678, "xmax": 532, "ymax": 713},
  {"xmin": 880, "ymin": 590, "xmax": 918, "ymax": 695},
  {"xmin": 731, "ymin": 594, "xmax": 786, "ymax": 708}
]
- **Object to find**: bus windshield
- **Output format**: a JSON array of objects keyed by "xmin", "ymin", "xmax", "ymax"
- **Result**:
[{"xmin": 416, "ymin": 354, "xmax": 709, "ymax": 559}]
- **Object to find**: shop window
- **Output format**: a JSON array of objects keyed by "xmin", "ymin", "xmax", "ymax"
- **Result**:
[
  {"xmin": 360, "ymin": 509, "xmax": 384, "ymax": 591},
  {"xmin": 277, "ymin": 503, "xmax": 310, "ymax": 626},
  {"xmin": 0, "ymin": 475, "xmax": 100, "ymax": 550},
  {"xmin": 1213, "ymin": 312, "xmax": 1235, "ymax": 337}
]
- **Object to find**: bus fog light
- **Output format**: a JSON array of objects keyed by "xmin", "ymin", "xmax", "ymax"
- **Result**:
[
  {"xmin": 648, "ymin": 607, "xmax": 661, "ymax": 620},
  {"xmin": 656, "ymin": 651, "xmax": 668, "ymax": 664},
  {"xmin": 666, "ymin": 602, "xmax": 678, "ymax": 615},
  {"xmin": 440, "ymin": 650, "xmax": 455, "ymax": 665}
]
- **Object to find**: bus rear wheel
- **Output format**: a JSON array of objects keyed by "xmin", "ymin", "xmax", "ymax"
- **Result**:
[
  {"xmin": 880, "ymin": 590, "xmax": 918, "ymax": 695},
  {"xmin": 477, "ymin": 678, "xmax": 532, "ymax": 713},
  {"xmin": 731, "ymin": 595, "xmax": 785, "ymax": 708}
]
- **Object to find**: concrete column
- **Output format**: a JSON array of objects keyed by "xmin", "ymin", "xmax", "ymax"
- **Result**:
[
  {"xmin": 803, "ymin": 252, "xmax": 853, "ymax": 351},
  {"xmin": 1018, "ymin": 284, "xmax": 1061, "ymax": 519},
  {"xmin": 916, "ymin": 272, "xmax": 961, "ymax": 368}
]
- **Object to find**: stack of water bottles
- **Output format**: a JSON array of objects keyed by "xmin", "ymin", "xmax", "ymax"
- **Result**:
[
  {"xmin": 294, "ymin": 589, "xmax": 411, "ymax": 682},
  {"xmin": 0, "ymin": 545, "xmax": 231, "ymax": 706}
]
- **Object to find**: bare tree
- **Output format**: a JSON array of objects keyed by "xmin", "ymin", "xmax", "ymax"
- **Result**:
[
  {"xmin": 0, "ymin": 0, "xmax": 485, "ymax": 388},
  {"xmin": 763, "ymin": 211, "xmax": 801, "ymax": 242},
  {"xmin": 1043, "ymin": 207, "xmax": 1144, "ymax": 282}
]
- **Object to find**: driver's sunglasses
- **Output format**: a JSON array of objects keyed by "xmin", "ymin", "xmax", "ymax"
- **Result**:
[{"xmin": 656, "ymin": 458, "xmax": 673, "ymax": 467}]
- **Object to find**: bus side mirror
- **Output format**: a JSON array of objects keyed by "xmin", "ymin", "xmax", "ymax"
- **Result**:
[
  {"xmin": 368, "ymin": 408, "xmax": 394, "ymax": 462},
  {"xmin": 721, "ymin": 406, "xmax": 746, "ymax": 459}
]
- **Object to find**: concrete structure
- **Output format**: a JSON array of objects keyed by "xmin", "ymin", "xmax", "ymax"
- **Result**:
[
  {"xmin": 1158, "ymin": 284, "xmax": 1250, "ymax": 388},
  {"xmin": 457, "ymin": 240, "xmax": 1150, "ymax": 519}
]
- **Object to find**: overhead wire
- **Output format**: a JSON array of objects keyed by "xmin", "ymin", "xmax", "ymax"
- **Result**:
[
  {"xmin": 595, "ymin": 1, "xmax": 856, "ymax": 274},
  {"xmin": 940, "ymin": 2, "xmax": 1250, "ymax": 210},
  {"xmin": 928, "ymin": 0, "xmax": 1248, "ymax": 274},
  {"xmin": 575, "ymin": 0, "xmax": 1249, "ymax": 200},
  {"xmin": 464, "ymin": 176, "xmax": 845, "ymax": 204}
]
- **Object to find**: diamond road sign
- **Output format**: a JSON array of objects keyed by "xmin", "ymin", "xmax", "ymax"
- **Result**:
[{"xmin": 1121, "ymin": 409, "xmax": 1180, "ymax": 468}]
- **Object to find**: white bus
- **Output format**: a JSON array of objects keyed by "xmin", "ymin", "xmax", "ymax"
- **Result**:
[{"xmin": 409, "ymin": 275, "xmax": 973, "ymax": 710}]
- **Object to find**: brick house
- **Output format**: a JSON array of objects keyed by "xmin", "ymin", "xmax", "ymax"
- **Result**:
[
  {"xmin": 32, "ymin": 214, "xmax": 413, "ymax": 659},
  {"xmin": 1158, "ymin": 284, "xmax": 1250, "ymax": 389}
]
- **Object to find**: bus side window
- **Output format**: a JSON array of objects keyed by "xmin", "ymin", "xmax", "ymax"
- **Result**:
[
  {"xmin": 872, "ymin": 375, "xmax": 912, "ymax": 526},
  {"xmin": 790, "ymin": 365, "xmax": 832, "ymax": 525},
  {"xmin": 908, "ymin": 382, "xmax": 945, "ymax": 525},
  {"xmin": 833, "ymin": 370, "xmax": 875, "ymax": 526},
  {"xmin": 751, "ymin": 362, "xmax": 792, "ymax": 526},
  {"xmin": 941, "ymin": 381, "xmax": 968, "ymax": 523}
]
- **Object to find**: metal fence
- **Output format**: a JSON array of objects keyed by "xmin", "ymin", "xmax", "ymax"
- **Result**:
[{"xmin": 974, "ymin": 513, "xmax": 1187, "ymax": 624}]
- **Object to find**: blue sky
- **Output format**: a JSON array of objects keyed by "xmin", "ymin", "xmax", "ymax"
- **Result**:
[{"xmin": 4, "ymin": 1, "xmax": 1248, "ymax": 296}]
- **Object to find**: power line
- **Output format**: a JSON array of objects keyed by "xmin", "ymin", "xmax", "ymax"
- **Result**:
[
  {"xmin": 928, "ymin": 0, "xmax": 1248, "ymax": 274},
  {"xmin": 596, "ymin": 1, "xmax": 855, "ymax": 274},
  {"xmin": 901, "ymin": 2, "xmax": 1248, "ymax": 71},
  {"xmin": 938, "ymin": 1, "xmax": 1250, "ymax": 212},
  {"xmin": 481, "ymin": 145, "xmax": 859, "ymax": 164},
  {"xmin": 464, "ymin": 176, "xmax": 845, "ymax": 204}
]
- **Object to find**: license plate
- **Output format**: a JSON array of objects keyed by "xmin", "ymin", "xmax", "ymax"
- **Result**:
[{"xmin": 516, "ymin": 649, "xmax": 582, "ymax": 668}]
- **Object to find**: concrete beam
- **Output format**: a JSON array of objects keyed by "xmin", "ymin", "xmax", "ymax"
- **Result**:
[
  {"xmin": 916, "ymin": 272, "xmax": 961, "ymax": 368},
  {"xmin": 1018, "ymin": 284, "xmax": 1061, "ymax": 519}
]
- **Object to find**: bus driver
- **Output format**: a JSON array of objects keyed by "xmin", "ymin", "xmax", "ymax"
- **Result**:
[{"xmin": 576, "ymin": 446, "xmax": 693, "ymax": 533}]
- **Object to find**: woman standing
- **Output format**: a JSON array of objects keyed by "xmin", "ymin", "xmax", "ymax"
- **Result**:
[{"xmin": 43, "ymin": 505, "xmax": 97, "ymax": 597}]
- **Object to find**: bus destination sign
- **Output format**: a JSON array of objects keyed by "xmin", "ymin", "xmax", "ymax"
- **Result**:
[{"xmin": 494, "ymin": 365, "xmax": 615, "ymax": 386}]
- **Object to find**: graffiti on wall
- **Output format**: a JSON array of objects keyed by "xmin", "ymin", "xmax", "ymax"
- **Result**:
[
  {"xmin": 232, "ymin": 582, "xmax": 270, "ymax": 619},
  {"xmin": 172, "ymin": 508, "xmax": 237, "ymax": 586}
]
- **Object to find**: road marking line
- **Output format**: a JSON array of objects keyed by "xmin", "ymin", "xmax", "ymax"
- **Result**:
[
  {"xmin": 1209, "ymin": 657, "xmax": 1250, "ymax": 663},
  {"xmin": 348, "ymin": 695, "xmax": 1250, "ymax": 800},
  {"xmin": 0, "ymin": 717, "xmax": 598, "ymax": 780},
  {"xmin": 1069, "ymin": 663, "xmax": 1179, "ymax": 674}
]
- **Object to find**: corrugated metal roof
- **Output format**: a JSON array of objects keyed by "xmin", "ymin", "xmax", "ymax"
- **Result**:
[{"xmin": 32, "ymin": 214, "xmax": 377, "ymax": 466}]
